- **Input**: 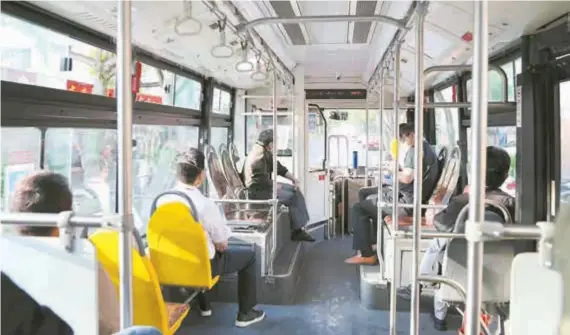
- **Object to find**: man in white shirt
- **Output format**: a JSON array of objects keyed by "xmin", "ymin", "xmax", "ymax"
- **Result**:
[{"xmin": 154, "ymin": 148, "xmax": 265, "ymax": 328}]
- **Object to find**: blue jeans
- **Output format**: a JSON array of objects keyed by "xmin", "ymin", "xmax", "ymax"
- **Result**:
[
  {"xmin": 277, "ymin": 182, "xmax": 310, "ymax": 230},
  {"xmin": 114, "ymin": 326, "xmax": 162, "ymax": 335}
]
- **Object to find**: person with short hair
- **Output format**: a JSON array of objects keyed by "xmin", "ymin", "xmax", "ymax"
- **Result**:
[
  {"xmin": 344, "ymin": 122, "xmax": 439, "ymax": 265},
  {"xmin": 242, "ymin": 129, "xmax": 315, "ymax": 242},
  {"xmin": 396, "ymin": 146, "xmax": 515, "ymax": 331},
  {"xmin": 154, "ymin": 148, "xmax": 265, "ymax": 328},
  {"xmin": 9, "ymin": 171, "xmax": 121, "ymax": 334}
]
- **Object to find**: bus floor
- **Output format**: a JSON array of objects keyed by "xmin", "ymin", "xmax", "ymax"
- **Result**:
[{"xmin": 179, "ymin": 237, "xmax": 461, "ymax": 334}]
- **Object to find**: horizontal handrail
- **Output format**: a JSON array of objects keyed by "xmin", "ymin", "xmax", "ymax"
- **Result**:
[
  {"xmin": 378, "ymin": 202, "xmax": 448, "ymax": 210},
  {"xmin": 0, "ymin": 212, "xmax": 121, "ymax": 228},
  {"xmin": 214, "ymin": 199, "xmax": 277, "ymax": 204}
]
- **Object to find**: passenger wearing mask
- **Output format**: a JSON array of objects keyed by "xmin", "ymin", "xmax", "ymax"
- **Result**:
[
  {"xmin": 154, "ymin": 148, "xmax": 265, "ymax": 327},
  {"xmin": 242, "ymin": 129, "xmax": 315, "ymax": 242},
  {"xmin": 396, "ymin": 146, "xmax": 515, "ymax": 331},
  {"xmin": 7, "ymin": 171, "xmax": 121, "ymax": 335},
  {"xmin": 345, "ymin": 123, "xmax": 439, "ymax": 265}
]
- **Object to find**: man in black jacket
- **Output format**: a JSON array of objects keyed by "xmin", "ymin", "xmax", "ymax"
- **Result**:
[
  {"xmin": 397, "ymin": 146, "xmax": 515, "ymax": 331},
  {"xmin": 242, "ymin": 129, "xmax": 314, "ymax": 242}
]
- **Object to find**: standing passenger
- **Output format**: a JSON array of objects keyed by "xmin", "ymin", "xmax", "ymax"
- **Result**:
[{"xmin": 242, "ymin": 129, "xmax": 315, "ymax": 242}]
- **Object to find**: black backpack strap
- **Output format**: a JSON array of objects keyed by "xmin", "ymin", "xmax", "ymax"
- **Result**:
[{"xmin": 149, "ymin": 190, "xmax": 199, "ymax": 222}]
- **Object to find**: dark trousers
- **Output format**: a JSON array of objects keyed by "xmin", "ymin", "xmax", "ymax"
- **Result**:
[
  {"xmin": 277, "ymin": 182, "xmax": 309, "ymax": 230},
  {"xmin": 351, "ymin": 187, "xmax": 411, "ymax": 257},
  {"xmin": 198, "ymin": 245, "xmax": 257, "ymax": 313}
]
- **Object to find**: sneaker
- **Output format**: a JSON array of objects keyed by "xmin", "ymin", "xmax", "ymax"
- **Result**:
[
  {"xmin": 291, "ymin": 229, "xmax": 315, "ymax": 242},
  {"xmin": 235, "ymin": 309, "xmax": 265, "ymax": 327},
  {"xmin": 198, "ymin": 296, "xmax": 212, "ymax": 317},
  {"xmin": 396, "ymin": 284, "xmax": 423, "ymax": 301}
]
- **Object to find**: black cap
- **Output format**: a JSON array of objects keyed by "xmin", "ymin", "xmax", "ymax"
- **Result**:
[{"xmin": 257, "ymin": 129, "xmax": 274, "ymax": 146}]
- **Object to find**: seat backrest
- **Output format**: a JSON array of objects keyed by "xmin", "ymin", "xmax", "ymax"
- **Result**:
[
  {"xmin": 89, "ymin": 231, "xmax": 168, "ymax": 332},
  {"xmin": 146, "ymin": 202, "xmax": 216, "ymax": 288},
  {"xmin": 509, "ymin": 252, "xmax": 562, "ymax": 335},
  {"xmin": 205, "ymin": 145, "xmax": 232, "ymax": 200},
  {"xmin": 229, "ymin": 142, "xmax": 241, "ymax": 172},
  {"xmin": 439, "ymin": 209, "xmax": 514, "ymax": 303},
  {"xmin": 1, "ymin": 236, "xmax": 99, "ymax": 334},
  {"xmin": 219, "ymin": 145, "xmax": 247, "ymax": 197}
]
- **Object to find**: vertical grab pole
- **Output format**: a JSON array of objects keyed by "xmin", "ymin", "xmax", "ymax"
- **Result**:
[
  {"xmin": 270, "ymin": 69, "xmax": 278, "ymax": 277},
  {"xmin": 117, "ymin": 0, "xmax": 134, "ymax": 328},
  {"xmin": 465, "ymin": 1, "xmax": 488, "ymax": 334},
  {"xmin": 377, "ymin": 70, "xmax": 384, "ymax": 249},
  {"xmin": 410, "ymin": 5, "xmax": 426, "ymax": 335},
  {"xmin": 389, "ymin": 44, "xmax": 401, "ymax": 335},
  {"xmin": 365, "ymin": 100, "xmax": 370, "ymax": 186}
]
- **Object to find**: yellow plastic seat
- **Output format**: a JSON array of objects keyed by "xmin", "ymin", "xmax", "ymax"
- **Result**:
[
  {"xmin": 89, "ymin": 231, "xmax": 189, "ymax": 335},
  {"xmin": 147, "ymin": 202, "xmax": 219, "ymax": 289}
]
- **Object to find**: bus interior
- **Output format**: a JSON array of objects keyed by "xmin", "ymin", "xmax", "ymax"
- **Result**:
[{"xmin": 1, "ymin": 1, "xmax": 570, "ymax": 334}]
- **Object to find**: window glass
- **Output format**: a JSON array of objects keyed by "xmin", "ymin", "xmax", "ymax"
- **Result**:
[
  {"xmin": 1, "ymin": 127, "xmax": 41, "ymax": 211},
  {"xmin": 466, "ymin": 126, "xmax": 517, "ymax": 196},
  {"xmin": 434, "ymin": 86, "xmax": 459, "ymax": 150},
  {"xmin": 210, "ymin": 127, "xmax": 228, "ymax": 153},
  {"xmin": 44, "ymin": 128, "xmax": 117, "ymax": 216},
  {"xmin": 213, "ymin": 88, "xmax": 232, "ymax": 115},
  {"xmin": 174, "ymin": 75, "xmax": 202, "ymax": 110},
  {"xmin": 560, "ymin": 81, "xmax": 570, "ymax": 204},
  {"xmin": 1, "ymin": 13, "xmax": 116, "ymax": 96},
  {"xmin": 43, "ymin": 126, "xmax": 199, "ymax": 229},
  {"xmin": 137, "ymin": 63, "xmax": 174, "ymax": 105},
  {"xmin": 132, "ymin": 125, "xmax": 199, "ymax": 225},
  {"xmin": 245, "ymin": 114, "xmax": 293, "ymax": 155},
  {"xmin": 324, "ymin": 109, "xmax": 406, "ymax": 168},
  {"xmin": 308, "ymin": 110, "xmax": 326, "ymax": 170},
  {"xmin": 466, "ymin": 59, "xmax": 519, "ymax": 103}
]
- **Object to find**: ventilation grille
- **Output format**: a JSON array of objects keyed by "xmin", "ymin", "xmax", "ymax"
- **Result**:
[{"xmin": 76, "ymin": 12, "xmax": 116, "ymax": 32}]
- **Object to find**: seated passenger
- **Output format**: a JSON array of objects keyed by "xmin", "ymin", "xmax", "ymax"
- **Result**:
[
  {"xmin": 345, "ymin": 123, "xmax": 439, "ymax": 265},
  {"xmin": 155, "ymin": 148, "xmax": 265, "ymax": 327},
  {"xmin": 9, "ymin": 171, "xmax": 121, "ymax": 335},
  {"xmin": 396, "ymin": 146, "xmax": 515, "ymax": 331},
  {"xmin": 242, "ymin": 129, "xmax": 315, "ymax": 242}
]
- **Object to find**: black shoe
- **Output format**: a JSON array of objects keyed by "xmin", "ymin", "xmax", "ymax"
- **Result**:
[
  {"xmin": 291, "ymin": 229, "xmax": 315, "ymax": 242},
  {"xmin": 432, "ymin": 314, "xmax": 447, "ymax": 331},
  {"xmin": 396, "ymin": 284, "xmax": 423, "ymax": 301},
  {"xmin": 235, "ymin": 309, "xmax": 265, "ymax": 327},
  {"xmin": 198, "ymin": 297, "xmax": 212, "ymax": 317}
]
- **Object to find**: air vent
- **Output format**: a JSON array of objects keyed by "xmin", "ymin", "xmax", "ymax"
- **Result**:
[{"xmin": 76, "ymin": 12, "xmax": 116, "ymax": 31}]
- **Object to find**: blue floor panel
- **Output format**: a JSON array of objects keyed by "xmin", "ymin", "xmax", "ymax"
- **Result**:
[{"xmin": 178, "ymin": 236, "xmax": 460, "ymax": 334}]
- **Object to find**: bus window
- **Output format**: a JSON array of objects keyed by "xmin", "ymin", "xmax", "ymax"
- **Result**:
[
  {"xmin": 138, "ymin": 63, "xmax": 175, "ymax": 105},
  {"xmin": 213, "ymin": 88, "xmax": 232, "ymax": 115},
  {"xmin": 560, "ymin": 80, "xmax": 570, "ymax": 204},
  {"xmin": 466, "ymin": 127, "xmax": 517, "ymax": 196},
  {"xmin": 308, "ymin": 111, "xmax": 326, "ymax": 170},
  {"xmin": 211, "ymin": 127, "xmax": 228, "ymax": 151},
  {"xmin": 466, "ymin": 57, "xmax": 521, "ymax": 103},
  {"xmin": 434, "ymin": 86, "xmax": 459, "ymax": 150},
  {"xmin": 174, "ymin": 75, "xmax": 202, "ymax": 110},
  {"xmin": 326, "ymin": 109, "xmax": 405, "ymax": 169},
  {"xmin": 44, "ymin": 128, "xmax": 116, "ymax": 216},
  {"xmin": 245, "ymin": 115, "xmax": 293, "ymax": 155},
  {"xmin": 132, "ymin": 125, "xmax": 199, "ymax": 223},
  {"xmin": 0, "ymin": 127, "xmax": 41, "ymax": 211},
  {"xmin": 1, "ymin": 13, "xmax": 116, "ymax": 96}
]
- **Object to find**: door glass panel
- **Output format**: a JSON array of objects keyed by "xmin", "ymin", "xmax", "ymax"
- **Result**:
[{"xmin": 560, "ymin": 81, "xmax": 570, "ymax": 204}]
